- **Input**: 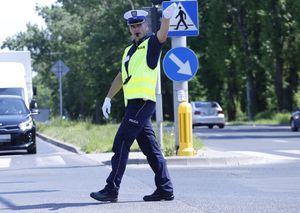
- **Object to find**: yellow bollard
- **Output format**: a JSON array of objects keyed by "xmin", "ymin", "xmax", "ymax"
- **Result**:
[{"xmin": 178, "ymin": 101, "xmax": 196, "ymax": 156}]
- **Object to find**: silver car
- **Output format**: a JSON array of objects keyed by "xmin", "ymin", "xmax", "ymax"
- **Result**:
[{"xmin": 191, "ymin": 101, "xmax": 225, "ymax": 129}]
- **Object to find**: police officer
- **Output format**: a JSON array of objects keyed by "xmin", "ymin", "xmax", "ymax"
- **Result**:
[{"xmin": 90, "ymin": 3, "xmax": 177, "ymax": 202}]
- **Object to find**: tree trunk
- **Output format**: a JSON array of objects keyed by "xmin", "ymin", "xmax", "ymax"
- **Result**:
[
  {"xmin": 225, "ymin": 9, "xmax": 237, "ymax": 121},
  {"xmin": 274, "ymin": 54, "xmax": 284, "ymax": 111},
  {"xmin": 235, "ymin": 2, "xmax": 256, "ymax": 120},
  {"xmin": 270, "ymin": 0, "xmax": 285, "ymax": 111},
  {"xmin": 285, "ymin": 34, "xmax": 298, "ymax": 111}
]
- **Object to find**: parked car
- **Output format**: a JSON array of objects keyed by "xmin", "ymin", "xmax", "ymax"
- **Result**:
[
  {"xmin": 290, "ymin": 108, "xmax": 300, "ymax": 132},
  {"xmin": 0, "ymin": 95, "xmax": 37, "ymax": 154},
  {"xmin": 191, "ymin": 101, "xmax": 225, "ymax": 129}
]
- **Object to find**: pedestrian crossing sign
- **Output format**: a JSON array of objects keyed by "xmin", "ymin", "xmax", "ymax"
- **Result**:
[{"xmin": 162, "ymin": 0, "xmax": 199, "ymax": 37}]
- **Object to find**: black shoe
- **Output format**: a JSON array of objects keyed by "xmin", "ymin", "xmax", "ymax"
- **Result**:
[
  {"xmin": 90, "ymin": 187, "xmax": 118, "ymax": 202},
  {"xmin": 143, "ymin": 190, "xmax": 174, "ymax": 201}
]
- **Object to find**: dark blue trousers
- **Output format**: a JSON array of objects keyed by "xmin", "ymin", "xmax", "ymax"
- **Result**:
[{"xmin": 106, "ymin": 99, "xmax": 173, "ymax": 193}]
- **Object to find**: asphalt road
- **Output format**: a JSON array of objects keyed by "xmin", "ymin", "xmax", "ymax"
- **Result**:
[
  {"xmin": 0, "ymin": 125, "xmax": 299, "ymax": 213},
  {"xmin": 194, "ymin": 124, "xmax": 300, "ymax": 157}
]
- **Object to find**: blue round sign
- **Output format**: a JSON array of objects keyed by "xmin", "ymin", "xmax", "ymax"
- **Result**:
[{"xmin": 163, "ymin": 47, "xmax": 199, "ymax": 81}]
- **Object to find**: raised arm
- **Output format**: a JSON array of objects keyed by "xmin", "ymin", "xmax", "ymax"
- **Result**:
[{"xmin": 156, "ymin": 3, "xmax": 177, "ymax": 43}]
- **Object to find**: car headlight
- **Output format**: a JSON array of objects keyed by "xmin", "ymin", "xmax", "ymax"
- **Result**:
[
  {"xmin": 295, "ymin": 114, "xmax": 300, "ymax": 120},
  {"xmin": 19, "ymin": 118, "xmax": 34, "ymax": 131}
]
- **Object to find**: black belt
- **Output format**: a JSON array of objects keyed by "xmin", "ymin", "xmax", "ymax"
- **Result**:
[{"xmin": 127, "ymin": 99, "xmax": 146, "ymax": 104}]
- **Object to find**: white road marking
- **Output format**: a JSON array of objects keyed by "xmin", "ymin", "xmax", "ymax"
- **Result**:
[
  {"xmin": 277, "ymin": 150, "xmax": 300, "ymax": 155},
  {"xmin": 36, "ymin": 156, "xmax": 66, "ymax": 167},
  {"xmin": 233, "ymin": 151, "xmax": 298, "ymax": 162},
  {"xmin": 272, "ymin": 139, "xmax": 288, "ymax": 143},
  {"xmin": 0, "ymin": 158, "xmax": 11, "ymax": 168}
]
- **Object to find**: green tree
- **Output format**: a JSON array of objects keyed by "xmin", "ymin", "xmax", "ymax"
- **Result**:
[{"xmin": 2, "ymin": 0, "xmax": 300, "ymax": 122}]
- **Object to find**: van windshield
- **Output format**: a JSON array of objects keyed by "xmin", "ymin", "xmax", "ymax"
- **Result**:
[{"xmin": 0, "ymin": 88, "xmax": 24, "ymax": 98}]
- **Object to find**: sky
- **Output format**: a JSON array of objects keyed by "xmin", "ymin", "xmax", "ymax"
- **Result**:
[{"xmin": 0, "ymin": 0, "xmax": 56, "ymax": 47}]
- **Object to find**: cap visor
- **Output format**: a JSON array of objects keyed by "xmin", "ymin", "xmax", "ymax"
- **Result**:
[{"xmin": 127, "ymin": 17, "xmax": 146, "ymax": 25}]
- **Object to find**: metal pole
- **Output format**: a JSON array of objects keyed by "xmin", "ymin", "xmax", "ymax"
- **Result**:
[
  {"xmin": 128, "ymin": 0, "xmax": 134, "ymax": 9},
  {"xmin": 59, "ymin": 62, "xmax": 63, "ymax": 118},
  {"xmin": 172, "ymin": 36, "xmax": 187, "ymax": 151},
  {"xmin": 156, "ymin": 64, "xmax": 164, "ymax": 150}
]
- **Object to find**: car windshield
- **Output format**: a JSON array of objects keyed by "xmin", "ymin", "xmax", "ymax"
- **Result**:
[{"xmin": 0, "ymin": 98, "xmax": 28, "ymax": 115}]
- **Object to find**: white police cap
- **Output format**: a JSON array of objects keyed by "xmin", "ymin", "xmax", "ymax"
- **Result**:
[{"xmin": 124, "ymin": 10, "xmax": 148, "ymax": 25}]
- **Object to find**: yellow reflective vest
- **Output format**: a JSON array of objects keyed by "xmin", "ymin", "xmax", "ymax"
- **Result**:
[{"xmin": 121, "ymin": 38, "xmax": 159, "ymax": 105}]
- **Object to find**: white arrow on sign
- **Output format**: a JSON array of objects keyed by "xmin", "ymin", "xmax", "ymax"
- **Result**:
[{"xmin": 169, "ymin": 53, "xmax": 192, "ymax": 76}]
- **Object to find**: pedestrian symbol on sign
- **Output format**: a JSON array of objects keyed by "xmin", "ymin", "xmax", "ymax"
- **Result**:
[{"xmin": 175, "ymin": 6, "xmax": 188, "ymax": 30}]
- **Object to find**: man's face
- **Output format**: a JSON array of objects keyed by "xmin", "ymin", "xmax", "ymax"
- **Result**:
[{"xmin": 129, "ymin": 23, "xmax": 148, "ymax": 42}]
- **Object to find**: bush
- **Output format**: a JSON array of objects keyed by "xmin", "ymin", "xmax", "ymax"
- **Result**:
[
  {"xmin": 255, "ymin": 111, "xmax": 275, "ymax": 120},
  {"xmin": 274, "ymin": 113, "xmax": 290, "ymax": 124}
]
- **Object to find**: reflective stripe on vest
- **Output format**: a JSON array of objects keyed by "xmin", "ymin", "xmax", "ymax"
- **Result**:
[{"xmin": 121, "ymin": 38, "xmax": 158, "ymax": 105}]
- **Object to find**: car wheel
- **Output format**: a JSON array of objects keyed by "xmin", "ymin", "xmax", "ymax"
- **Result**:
[
  {"xmin": 291, "ymin": 119, "xmax": 298, "ymax": 132},
  {"xmin": 218, "ymin": 124, "xmax": 225, "ymax": 128},
  {"xmin": 27, "ymin": 144, "xmax": 37, "ymax": 154},
  {"xmin": 208, "ymin": 125, "xmax": 213, "ymax": 129}
]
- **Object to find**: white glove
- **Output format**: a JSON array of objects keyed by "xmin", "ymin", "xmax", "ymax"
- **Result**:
[
  {"xmin": 102, "ymin": 97, "xmax": 111, "ymax": 119},
  {"xmin": 163, "ymin": 3, "xmax": 177, "ymax": 19}
]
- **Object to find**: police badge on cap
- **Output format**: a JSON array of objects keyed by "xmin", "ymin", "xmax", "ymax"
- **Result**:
[{"xmin": 124, "ymin": 10, "xmax": 148, "ymax": 25}]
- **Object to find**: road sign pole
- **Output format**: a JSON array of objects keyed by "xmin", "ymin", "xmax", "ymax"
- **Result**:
[
  {"xmin": 59, "ymin": 65, "xmax": 63, "ymax": 118},
  {"xmin": 51, "ymin": 60, "xmax": 70, "ymax": 119},
  {"xmin": 171, "ymin": 36, "xmax": 188, "ymax": 151},
  {"xmin": 162, "ymin": 0, "xmax": 199, "ymax": 154},
  {"xmin": 156, "ymin": 64, "xmax": 164, "ymax": 150}
]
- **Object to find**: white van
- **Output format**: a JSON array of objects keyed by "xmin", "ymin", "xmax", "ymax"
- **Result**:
[
  {"xmin": 0, "ymin": 51, "xmax": 33, "ymax": 109},
  {"xmin": 0, "ymin": 62, "xmax": 30, "ymax": 107}
]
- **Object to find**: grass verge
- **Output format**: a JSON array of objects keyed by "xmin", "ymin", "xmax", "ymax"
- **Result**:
[
  {"xmin": 228, "ymin": 112, "xmax": 291, "ymax": 125},
  {"xmin": 37, "ymin": 118, "xmax": 203, "ymax": 156}
]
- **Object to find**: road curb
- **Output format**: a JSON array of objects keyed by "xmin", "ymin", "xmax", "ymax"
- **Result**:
[
  {"xmin": 37, "ymin": 132, "xmax": 262, "ymax": 166},
  {"xmin": 101, "ymin": 154, "xmax": 262, "ymax": 166},
  {"xmin": 37, "ymin": 132, "xmax": 84, "ymax": 155}
]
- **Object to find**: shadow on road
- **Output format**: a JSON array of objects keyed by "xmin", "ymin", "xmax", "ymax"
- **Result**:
[
  {"xmin": 0, "ymin": 151, "xmax": 28, "ymax": 156},
  {"xmin": 0, "ymin": 199, "xmax": 145, "ymax": 211}
]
